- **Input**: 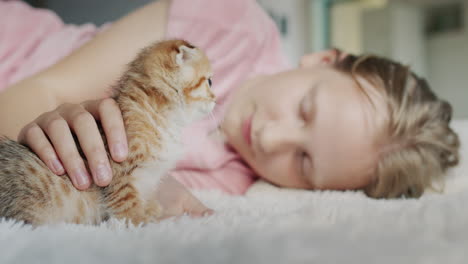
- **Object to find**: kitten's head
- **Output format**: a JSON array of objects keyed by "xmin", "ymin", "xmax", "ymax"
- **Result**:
[{"xmin": 134, "ymin": 39, "xmax": 215, "ymax": 121}]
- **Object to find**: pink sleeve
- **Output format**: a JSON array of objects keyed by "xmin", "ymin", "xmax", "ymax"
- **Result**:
[
  {"xmin": 0, "ymin": 1, "xmax": 98, "ymax": 91},
  {"xmin": 252, "ymin": 17, "xmax": 292, "ymax": 75}
]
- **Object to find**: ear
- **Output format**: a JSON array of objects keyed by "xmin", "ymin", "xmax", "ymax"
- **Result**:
[
  {"xmin": 299, "ymin": 49, "xmax": 348, "ymax": 68},
  {"xmin": 299, "ymin": 50, "xmax": 335, "ymax": 68},
  {"xmin": 176, "ymin": 45, "xmax": 196, "ymax": 66}
]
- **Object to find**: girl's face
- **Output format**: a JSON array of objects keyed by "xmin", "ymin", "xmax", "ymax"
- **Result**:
[{"xmin": 221, "ymin": 51, "xmax": 387, "ymax": 190}]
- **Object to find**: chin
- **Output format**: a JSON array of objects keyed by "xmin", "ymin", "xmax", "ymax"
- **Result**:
[
  {"xmin": 224, "ymin": 131, "xmax": 244, "ymax": 157},
  {"xmin": 242, "ymin": 156, "xmax": 264, "ymax": 178}
]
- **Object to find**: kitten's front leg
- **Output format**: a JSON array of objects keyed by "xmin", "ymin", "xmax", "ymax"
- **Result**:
[
  {"xmin": 103, "ymin": 115, "xmax": 186, "ymax": 224},
  {"xmin": 153, "ymin": 175, "xmax": 213, "ymax": 219},
  {"xmin": 103, "ymin": 182, "xmax": 163, "ymax": 225},
  {"xmin": 101, "ymin": 163, "xmax": 167, "ymax": 225}
]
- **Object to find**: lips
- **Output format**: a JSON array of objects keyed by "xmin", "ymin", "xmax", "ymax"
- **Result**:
[{"xmin": 242, "ymin": 114, "xmax": 253, "ymax": 146}]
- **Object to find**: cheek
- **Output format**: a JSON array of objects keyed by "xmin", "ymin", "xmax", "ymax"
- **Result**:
[
  {"xmin": 251, "ymin": 153, "xmax": 312, "ymax": 189},
  {"xmin": 249, "ymin": 155, "xmax": 293, "ymax": 184}
]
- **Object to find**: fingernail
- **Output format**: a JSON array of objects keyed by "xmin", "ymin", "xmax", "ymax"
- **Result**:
[
  {"xmin": 113, "ymin": 143, "xmax": 127, "ymax": 160},
  {"xmin": 203, "ymin": 209, "xmax": 214, "ymax": 216},
  {"xmin": 51, "ymin": 159, "xmax": 64, "ymax": 174},
  {"xmin": 75, "ymin": 169, "xmax": 89, "ymax": 188},
  {"xmin": 95, "ymin": 164, "xmax": 111, "ymax": 184}
]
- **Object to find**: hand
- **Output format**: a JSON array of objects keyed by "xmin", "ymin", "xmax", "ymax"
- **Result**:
[
  {"xmin": 18, "ymin": 98, "xmax": 128, "ymax": 190},
  {"xmin": 156, "ymin": 176, "xmax": 214, "ymax": 220}
]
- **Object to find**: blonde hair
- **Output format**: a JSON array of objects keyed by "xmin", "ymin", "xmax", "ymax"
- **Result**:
[{"xmin": 334, "ymin": 54, "xmax": 460, "ymax": 198}]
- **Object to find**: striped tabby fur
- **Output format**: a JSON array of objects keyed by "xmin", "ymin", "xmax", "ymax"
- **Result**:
[{"xmin": 0, "ymin": 40, "xmax": 215, "ymax": 226}]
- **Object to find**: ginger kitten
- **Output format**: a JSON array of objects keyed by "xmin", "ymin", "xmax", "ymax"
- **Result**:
[{"xmin": 0, "ymin": 39, "xmax": 215, "ymax": 226}]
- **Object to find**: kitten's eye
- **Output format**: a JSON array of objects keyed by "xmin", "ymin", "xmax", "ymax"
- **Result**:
[{"xmin": 207, "ymin": 78, "xmax": 212, "ymax": 87}]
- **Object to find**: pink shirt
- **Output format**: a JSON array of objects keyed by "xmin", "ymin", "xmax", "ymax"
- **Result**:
[
  {"xmin": 0, "ymin": 0, "xmax": 99, "ymax": 91},
  {"xmin": 166, "ymin": 0, "xmax": 291, "ymax": 194},
  {"xmin": 0, "ymin": 0, "xmax": 291, "ymax": 195}
]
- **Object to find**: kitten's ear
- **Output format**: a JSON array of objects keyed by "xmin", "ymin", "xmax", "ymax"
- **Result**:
[{"xmin": 176, "ymin": 45, "xmax": 196, "ymax": 66}]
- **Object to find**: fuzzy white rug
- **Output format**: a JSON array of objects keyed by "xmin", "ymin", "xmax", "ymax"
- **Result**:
[{"xmin": 1, "ymin": 120, "xmax": 468, "ymax": 264}]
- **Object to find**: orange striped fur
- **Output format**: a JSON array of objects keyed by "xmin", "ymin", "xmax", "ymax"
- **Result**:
[{"xmin": 0, "ymin": 40, "xmax": 215, "ymax": 226}]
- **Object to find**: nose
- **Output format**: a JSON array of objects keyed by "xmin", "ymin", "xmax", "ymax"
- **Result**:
[{"xmin": 256, "ymin": 121, "xmax": 301, "ymax": 155}]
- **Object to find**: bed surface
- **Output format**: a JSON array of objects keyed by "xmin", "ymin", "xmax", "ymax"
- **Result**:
[{"xmin": 1, "ymin": 120, "xmax": 467, "ymax": 263}]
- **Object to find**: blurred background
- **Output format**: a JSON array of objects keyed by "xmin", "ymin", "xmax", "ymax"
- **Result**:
[{"xmin": 25, "ymin": 0, "xmax": 468, "ymax": 118}]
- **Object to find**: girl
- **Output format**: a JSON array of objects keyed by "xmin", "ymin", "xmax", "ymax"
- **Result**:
[{"xmin": 0, "ymin": 0, "xmax": 459, "ymax": 217}]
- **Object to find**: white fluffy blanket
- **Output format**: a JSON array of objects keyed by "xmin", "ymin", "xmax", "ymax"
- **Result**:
[{"xmin": 1, "ymin": 120, "xmax": 468, "ymax": 264}]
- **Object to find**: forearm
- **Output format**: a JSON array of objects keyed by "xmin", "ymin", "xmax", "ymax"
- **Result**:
[
  {"xmin": 48, "ymin": 0, "xmax": 170, "ymax": 104},
  {"xmin": 0, "ymin": 76, "xmax": 58, "ymax": 139},
  {"xmin": 0, "ymin": 0, "xmax": 169, "ymax": 139}
]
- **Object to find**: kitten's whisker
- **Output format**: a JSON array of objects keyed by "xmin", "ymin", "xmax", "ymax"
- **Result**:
[
  {"xmin": 208, "ymin": 111, "xmax": 215, "ymax": 123},
  {"xmin": 0, "ymin": 39, "xmax": 215, "ymax": 226}
]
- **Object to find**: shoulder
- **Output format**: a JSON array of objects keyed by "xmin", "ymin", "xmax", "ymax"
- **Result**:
[
  {"xmin": 166, "ymin": 0, "xmax": 289, "ymax": 101},
  {"xmin": 0, "ymin": 1, "xmax": 61, "ymax": 23},
  {"xmin": 166, "ymin": 0, "xmax": 286, "ymax": 69},
  {"xmin": 168, "ymin": 0, "xmax": 274, "ymax": 37}
]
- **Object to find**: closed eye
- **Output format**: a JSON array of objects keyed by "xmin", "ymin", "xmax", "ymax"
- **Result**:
[
  {"xmin": 298, "ymin": 97, "xmax": 308, "ymax": 122},
  {"xmin": 298, "ymin": 87, "xmax": 317, "ymax": 124},
  {"xmin": 207, "ymin": 77, "xmax": 212, "ymax": 87},
  {"xmin": 296, "ymin": 151, "xmax": 308, "ymax": 179}
]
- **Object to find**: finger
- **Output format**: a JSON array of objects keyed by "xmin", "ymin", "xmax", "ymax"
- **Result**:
[
  {"xmin": 39, "ymin": 115, "xmax": 91, "ymax": 190},
  {"xmin": 62, "ymin": 107, "xmax": 112, "ymax": 187},
  {"xmin": 156, "ymin": 205, "xmax": 183, "ymax": 221},
  {"xmin": 183, "ymin": 195, "xmax": 214, "ymax": 218},
  {"xmin": 189, "ymin": 208, "xmax": 215, "ymax": 218},
  {"xmin": 204, "ymin": 209, "xmax": 215, "ymax": 216},
  {"xmin": 83, "ymin": 98, "xmax": 128, "ymax": 162},
  {"xmin": 188, "ymin": 208, "xmax": 214, "ymax": 219},
  {"xmin": 158, "ymin": 207, "xmax": 214, "ymax": 221},
  {"xmin": 18, "ymin": 123, "xmax": 65, "ymax": 175}
]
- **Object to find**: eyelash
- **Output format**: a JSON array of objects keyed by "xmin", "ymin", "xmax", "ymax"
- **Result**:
[
  {"xmin": 296, "ymin": 98, "xmax": 308, "ymax": 177},
  {"xmin": 298, "ymin": 151, "xmax": 308, "ymax": 177},
  {"xmin": 298, "ymin": 98, "xmax": 307, "ymax": 122}
]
